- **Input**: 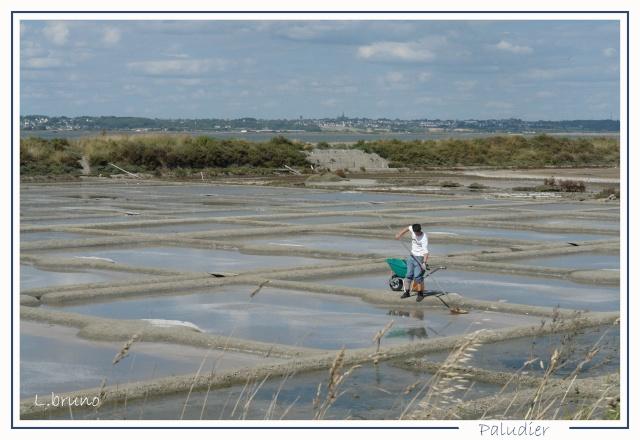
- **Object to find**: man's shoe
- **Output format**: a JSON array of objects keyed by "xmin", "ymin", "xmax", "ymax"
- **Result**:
[
  {"xmin": 416, "ymin": 292, "xmax": 425, "ymax": 302},
  {"xmin": 400, "ymin": 291, "xmax": 411, "ymax": 299}
]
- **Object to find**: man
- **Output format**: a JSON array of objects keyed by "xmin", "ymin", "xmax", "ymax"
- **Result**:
[{"xmin": 395, "ymin": 223, "xmax": 429, "ymax": 301}]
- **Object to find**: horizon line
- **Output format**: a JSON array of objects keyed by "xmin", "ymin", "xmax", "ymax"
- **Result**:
[{"xmin": 19, "ymin": 114, "xmax": 621, "ymax": 122}]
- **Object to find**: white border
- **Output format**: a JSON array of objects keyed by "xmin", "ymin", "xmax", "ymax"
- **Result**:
[{"xmin": 4, "ymin": 4, "xmax": 634, "ymax": 439}]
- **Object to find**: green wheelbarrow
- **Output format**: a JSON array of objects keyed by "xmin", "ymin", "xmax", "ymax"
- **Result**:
[{"xmin": 385, "ymin": 258, "xmax": 447, "ymax": 291}]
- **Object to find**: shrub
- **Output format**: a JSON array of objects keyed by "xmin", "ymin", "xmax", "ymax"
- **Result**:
[
  {"xmin": 440, "ymin": 181, "xmax": 461, "ymax": 187},
  {"xmin": 595, "ymin": 187, "xmax": 620, "ymax": 199},
  {"xmin": 349, "ymin": 135, "xmax": 619, "ymax": 168},
  {"xmin": 20, "ymin": 137, "xmax": 82, "ymax": 175},
  {"xmin": 558, "ymin": 179, "xmax": 586, "ymax": 192}
]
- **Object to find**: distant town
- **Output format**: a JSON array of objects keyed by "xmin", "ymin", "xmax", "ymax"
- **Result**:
[{"xmin": 20, "ymin": 114, "xmax": 619, "ymax": 134}]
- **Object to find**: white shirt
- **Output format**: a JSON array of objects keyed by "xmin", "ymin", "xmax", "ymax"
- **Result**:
[{"xmin": 409, "ymin": 225, "xmax": 429, "ymax": 257}]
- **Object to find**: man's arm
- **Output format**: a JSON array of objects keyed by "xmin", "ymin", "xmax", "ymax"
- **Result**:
[{"xmin": 395, "ymin": 226, "xmax": 410, "ymax": 240}]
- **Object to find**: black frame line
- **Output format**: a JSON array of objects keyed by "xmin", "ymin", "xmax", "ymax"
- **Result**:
[{"xmin": 10, "ymin": 9, "xmax": 630, "ymax": 430}]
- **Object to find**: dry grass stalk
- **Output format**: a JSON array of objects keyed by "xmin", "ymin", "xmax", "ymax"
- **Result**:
[
  {"xmin": 200, "ymin": 331, "xmax": 238, "ymax": 419},
  {"xmin": 242, "ymin": 374, "xmax": 271, "ymax": 419},
  {"xmin": 230, "ymin": 377, "xmax": 252, "ymax": 418},
  {"xmin": 279, "ymin": 396, "xmax": 301, "ymax": 420},
  {"xmin": 121, "ymin": 352, "xmax": 138, "ymax": 417},
  {"xmin": 180, "ymin": 347, "xmax": 212, "ymax": 420},
  {"xmin": 112, "ymin": 334, "xmax": 139, "ymax": 365},
  {"xmin": 138, "ymin": 363, "xmax": 157, "ymax": 420},
  {"xmin": 401, "ymin": 330, "xmax": 483, "ymax": 419},
  {"xmin": 249, "ymin": 280, "xmax": 270, "ymax": 298},
  {"xmin": 92, "ymin": 378, "xmax": 108, "ymax": 415},
  {"xmin": 373, "ymin": 320, "xmax": 394, "ymax": 353},
  {"xmin": 313, "ymin": 348, "xmax": 361, "ymax": 420},
  {"xmin": 404, "ymin": 380, "xmax": 422, "ymax": 395}
]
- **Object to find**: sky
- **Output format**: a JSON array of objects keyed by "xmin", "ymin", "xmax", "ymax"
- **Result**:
[{"xmin": 20, "ymin": 20, "xmax": 620, "ymax": 120}]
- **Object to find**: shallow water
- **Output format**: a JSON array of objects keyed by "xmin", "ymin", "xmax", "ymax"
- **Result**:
[
  {"xmin": 419, "ymin": 198, "xmax": 524, "ymax": 207},
  {"xmin": 433, "ymin": 226, "xmax": 612, "ymax": 242},
  {"xmin": 39, "ymin": 361, "xmax": 503, "ymax": 420},
  {"xmin": 45, "ymin": 246, "xmax": 340, "ymax": 274},
  {"xmin": 517, "ymin": 202, "xmax": 605, "ymax": 212},
  {"xmin": 510, "ymin": 253, "xmax": 620, "ymax": 270},
  {"xmin": 242, "ymin": 234, "xmax": 486, "ymax": 257},
  {"xmin": 20, "ymin": 231, "xmax": 91, "ymax": 242},
  {"xmin": 521, "ymin": 217, "xmax": 620, "ymax": 231},
  {"xmin": 123, "ymin": 222, "xmax": 255, "ymax": 234},
  {"xmin": 20, "ymin": 264, "xmax": 144, "ymax": 291},
  {"xmin": 22, "ymin": 215, "xmax": 147, "ymax": 226},
  {"xmin": 426, "ymin": 326, "xmax": 620, "ymax": 378},
  {"xmin": 404, "ymin": 208, "xmax": 502, "ymax": 218},
  {"xmin": 275, "ymin": 191, "xmax": 431, "ymax": 204},
  {"xmin": 48, "ymin": 285, "xmax": 542, "ymax": 350},
  {"xmin": 20, "ymin": 322, "xmax": 271, "ymax": 398},
  {"xmin": 318, "ymin": 270, "xmax": 619, "ymax": 312},
  {"xmin": 280, "ymin": 215, "xmax": 377, "ymax": 225},
  {"xmin": 168, "ymin": 208, "xmax": 279, "ymax": 218}
]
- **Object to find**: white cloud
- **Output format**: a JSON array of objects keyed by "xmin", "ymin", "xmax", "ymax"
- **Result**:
[
  {"xmin": 455, "ymin": 80, "xmax": 477, "ymax": 92},
  {"xmin": 43, "ymin": 22, "xmax": 69, "ymax": 46},
  {"xmin": 415, "ymin": 96, "xmax": 443, "ymax": 105},
  {"xmin": 522, "ymin": 67, "xmax": 592, "ymax": 81},
  {"xmin": 495, "ymin": 40, "xmax": 532, "ymax": 54},
  {"xmin": 417, "ymin": 72, "xmax": 432, "ymax": 82},
  {"xmin": 22, "ymin": 57, "xmax": 63, "ymax": 69},
  {"xmin": 321, "ymin": 98, "xmax": 339, "ymax": 107},
  {"xmin": 485, "ymin": 101, "xmax": 513, "ymax": 109},
  {"xmin": 274, "ymin": 22, "xmax": 351, "ymax": 41},
  {"xmin": 127, "ymin": 59, "xmax": 228, "ymax": 76},
  {"xmin": 377, "ymin": 71, "xmax": 412, "ymax": 91},
  {"xmin": 21, "ymin": 41, "xmax": 47, "ymax": 58},
  {"xmin": 357, "ymin": 41, "xmax": 436, "ymax": 63},
  {"xmin": 20, "ymin": 23, "xmax": 30, "ymax": 38},
  {"xmin": 384, "ymin": 71, "xmax": 405, "ymax": 83},
  {"xmin": 535, "ymin": 90, "xmax": 554, "ymax": 98},
  {"xmin": 603, "ymin": 47, "xmax": 616, "ymax": 58},
  {"xmin": 102, "ymin": 27, "xmax": 121, "ymax": 46}
]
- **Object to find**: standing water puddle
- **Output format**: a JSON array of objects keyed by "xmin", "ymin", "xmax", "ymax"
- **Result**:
[
  {"xmin": 433, "ymin": 226, "xmax": 612, "ymax": 242},
  {"xmin": 242, "ymin": 234, "xmax": 486, "ymax": 256},
  {"xmin": 48, "ymin": 285, "xmax": 542, "ymax": 350},
  {"xmin": 425, "ymin": 325, "xmax": 619, "ymax": 378},
  {"xmin": 20, "ymin": 264, "xmax": 145, "ymax": 291},
  {"xmin": 508, "ymin": 253, "xmax": 620, "ymax": 270},
  {"xmin": 20, "ymin": 322, "xmax": 277, "ymax": 398},
  {"xmin": 317, "ymin": 271, "xmax": 619, "ymax": 311},
  {"xmin": 37, "ymin": 361, "xmax": 503, "ymax": 420},
  {"xmin": 45, "ymin": 246, "xmax": 341, "ymax": 274}
]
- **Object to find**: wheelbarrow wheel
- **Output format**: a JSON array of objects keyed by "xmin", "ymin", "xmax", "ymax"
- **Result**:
[{"xmin": 389, "ymin": 275, "xmax": 404, "ymax": 291}]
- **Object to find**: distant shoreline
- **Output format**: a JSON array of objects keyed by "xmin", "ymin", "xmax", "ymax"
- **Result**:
[{"xmin": 20, "ymin": 129, "xmax": 620, "ymax": 143}]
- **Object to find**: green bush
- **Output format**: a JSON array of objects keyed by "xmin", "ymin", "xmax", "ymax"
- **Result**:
[
  {"xmin": 20, "ymin": 137, "xmax": 82, "ymax": 175},
  {"xmin": 350, "ymin": 135, "xmax": 619, "ymax": 167},
  {"xmin": 557, "ymin": 179, "xmax": 586, "ymax": 192},
  {"xmin": 21, "ymin": 134, "xmax": 620, "ymax": 177},
  {"xmin": 73, "ymin": 134, "xmax": 309, "ymax": 171}
]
